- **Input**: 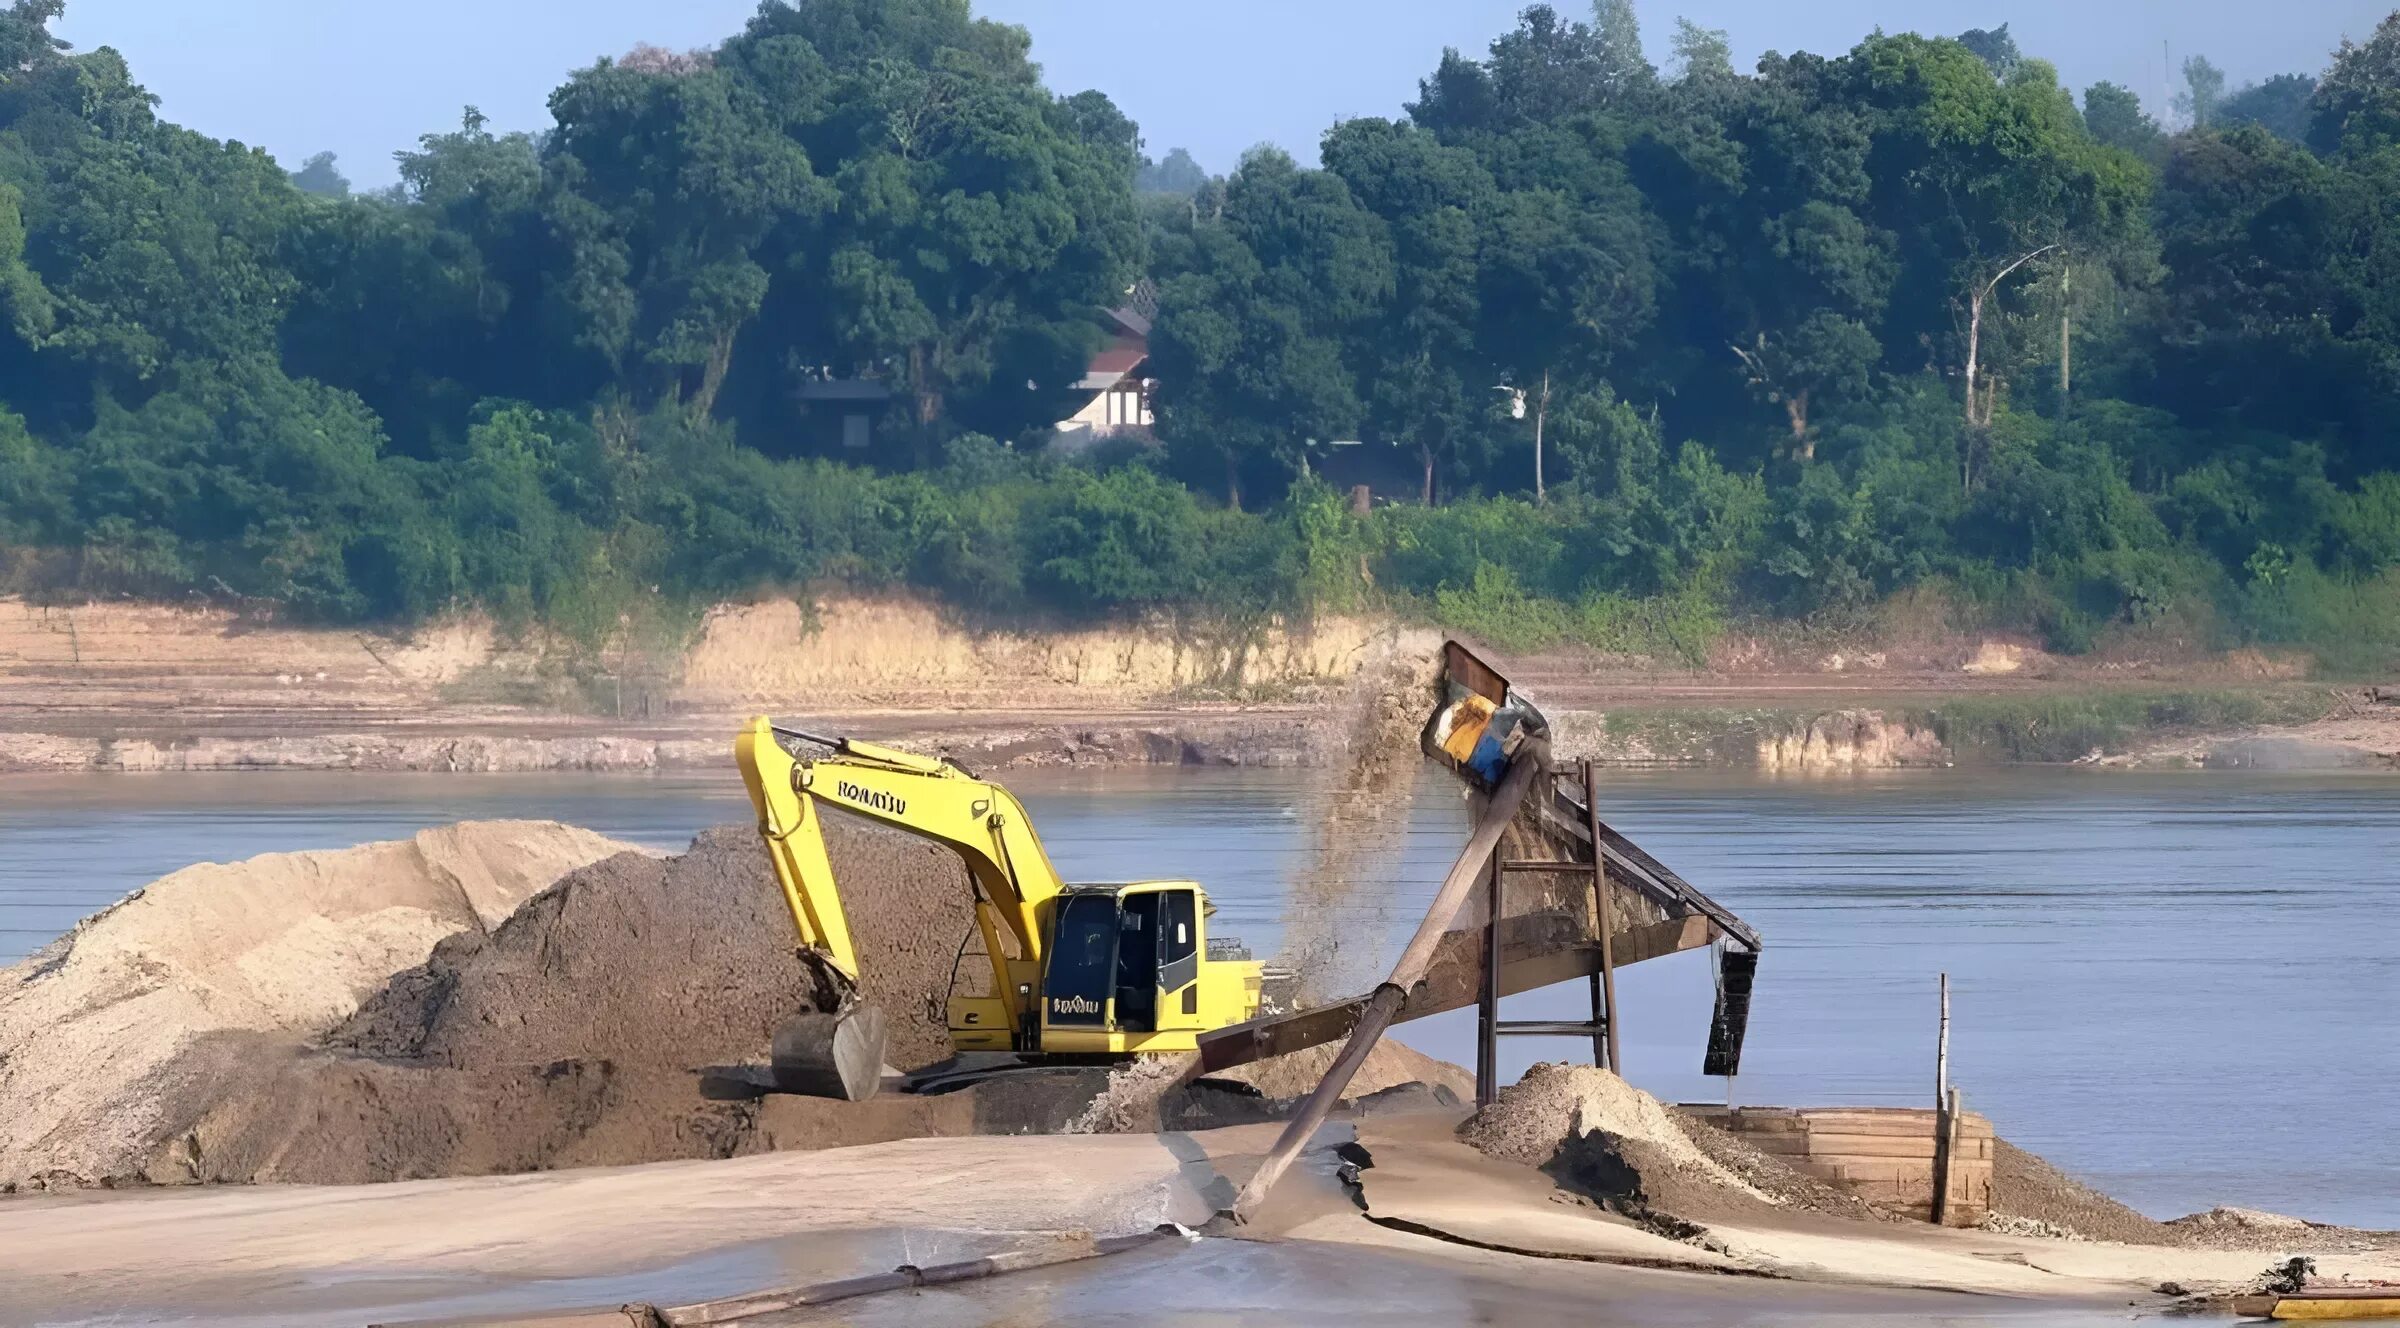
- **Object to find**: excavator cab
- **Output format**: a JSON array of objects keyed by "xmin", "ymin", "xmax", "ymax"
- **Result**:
[{"xmin": 1040, "ymin": 883, "xmax": 1208, "ymax": 1037}]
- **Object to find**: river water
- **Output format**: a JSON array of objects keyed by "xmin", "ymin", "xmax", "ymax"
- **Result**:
[{"xmin": 1, "ymin": 766, "xmax": 2392, "ymax": 1229}]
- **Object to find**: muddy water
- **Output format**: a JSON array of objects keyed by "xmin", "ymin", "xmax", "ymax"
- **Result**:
[{"xmin": 2, "ymin": 767, "xmax": 2393, "ymax": 1228}]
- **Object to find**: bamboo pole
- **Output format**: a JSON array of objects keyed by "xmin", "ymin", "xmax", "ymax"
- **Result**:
[{"xmin": 1224, "ymin": 745, "xmax": 1548, "ymax": 1224}]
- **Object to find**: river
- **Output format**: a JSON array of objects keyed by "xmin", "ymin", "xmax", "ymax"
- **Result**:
[{"xmin": 1, "ymin": 766, "xmax": 2392, "ymax": 1229}]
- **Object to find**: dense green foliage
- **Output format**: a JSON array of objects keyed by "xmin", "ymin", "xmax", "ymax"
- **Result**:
[{"xmin": 5, "ymin": 0, "xmax": 2400, "ymax": 670}]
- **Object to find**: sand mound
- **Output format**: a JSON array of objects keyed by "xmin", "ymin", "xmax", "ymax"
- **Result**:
[
  {"xmin": 153, "ymin": 822, "xmax": 979, "ymax": 1185},
  {"xmin": 1461, "ymin": 1063, "xmax": 1790, "ymax": 1224},
  {"xmin": 1062, "ymin": 1038, "xmax": 1475, "ymax": 1136},
  {"xmin": 332, "ymin": 822, "xmax": 970, "ymax": 1075},
  {"xmin": 1219, "ymin": 1037, "xmax": 1475, "ymax": 1104},
  {"xmin": 0, "ymin": 821, "xmax": 638, "ymax": 1190},
  {"xmin": 1989, "ymin": 1138, "xmax": 2178, "ymax": 1245},
  {"xmin": 11, "ymin": 807, "xmax": 1474, "ymax": 1192}
]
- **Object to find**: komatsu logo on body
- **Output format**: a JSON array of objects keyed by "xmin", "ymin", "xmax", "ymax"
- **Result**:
[
  {"xmin": 836, "ymin": 781, "xmax": 904, "ymax": 815},
  {"xmin": 1050, "ymin": 995, "xmax": 1101, "ymax": 1017}
]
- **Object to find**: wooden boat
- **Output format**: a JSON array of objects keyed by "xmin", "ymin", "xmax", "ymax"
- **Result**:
[{"xmin": 2232, "ymin": 1287, "xmax": 2400, "ymax": 1320}]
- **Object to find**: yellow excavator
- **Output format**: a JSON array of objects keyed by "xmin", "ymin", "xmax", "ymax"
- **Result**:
[{"xmin": 734, "ymin": 719, "xmax": 1278, "ymax": 1099}]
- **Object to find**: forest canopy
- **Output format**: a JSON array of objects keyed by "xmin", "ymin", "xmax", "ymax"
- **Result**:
[{"xmin": 4, "ymin": 0, "xmax": 2400, "ymax": 668}]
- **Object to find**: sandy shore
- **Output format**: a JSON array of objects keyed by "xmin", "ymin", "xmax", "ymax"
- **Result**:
[{"xmin": 5, "ymin": 1117, "xmax": 2386, "ymax": 1328}]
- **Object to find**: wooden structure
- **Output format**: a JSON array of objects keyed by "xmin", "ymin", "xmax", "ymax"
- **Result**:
[{"xmin": 1682, "ymin": 1106, "xmax": 1995, "ymax": 1226}]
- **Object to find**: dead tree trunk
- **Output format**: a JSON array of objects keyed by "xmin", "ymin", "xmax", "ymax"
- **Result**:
[{"xmin": 1961, "ymin": 244, "xmax": 2057, "ymax": 490}]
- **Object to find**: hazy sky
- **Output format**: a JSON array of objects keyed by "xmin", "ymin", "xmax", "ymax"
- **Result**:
[{"xmin": 53, "ymin": 0, "xmax": 2396, "ymax": 189}]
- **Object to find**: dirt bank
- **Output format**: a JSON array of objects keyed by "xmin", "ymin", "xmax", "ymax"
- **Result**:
[
  {"xmin": 0, "ymin": 593, "xmax": 1371, "ymax": 774},
  {"xmin": 5, "ymin": 593, "xmax": 2380, "ymax": 773},
  {"xmin": 0, "ymin": 822, "xmax": 641, "ymax": 1190}
]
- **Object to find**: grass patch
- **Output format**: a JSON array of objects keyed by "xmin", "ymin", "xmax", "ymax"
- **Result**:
[{"xmin": 1911, "ymin": 688, "xmax": 2343, "ymax": 763}]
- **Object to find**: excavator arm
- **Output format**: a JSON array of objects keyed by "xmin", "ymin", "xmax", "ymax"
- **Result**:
[{"xmin": 734, "ymin": 716, "xmax": 1069, "ymax": 1003}]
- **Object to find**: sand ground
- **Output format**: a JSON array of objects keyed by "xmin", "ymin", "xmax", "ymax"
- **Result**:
[{"xmin": 7, "ymin": 1113, "xmax": 2384, "ymax": 1328}]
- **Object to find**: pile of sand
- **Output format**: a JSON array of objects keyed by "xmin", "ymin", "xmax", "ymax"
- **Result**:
[
  {"xmin": 0, "ymin": 822, "xmax": 638, "ymax": 1191},
  {"xmin": 8, "ymin": 812, "xmax": 1479, "ymax": 1192},
  {"xmin": 1461, "ymin": 1063, "xmax": 1803, "ymax": 1225},
  {"xmin": 151, "ymin": 822, "xmax": 980, "ymax": 1185},
  {"xmin": 1062, "ymin": 1040, "xmax": 1476, "ymax": 1136},
  {"xmin": 1988, "ymin": 1138, "xmax": 2179, "ymax": 1245}
]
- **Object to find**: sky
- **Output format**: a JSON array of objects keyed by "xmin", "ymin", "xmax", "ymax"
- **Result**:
[{"xmin": 53, "ymin": 0, "xmax": 2398, "ymax": 190}]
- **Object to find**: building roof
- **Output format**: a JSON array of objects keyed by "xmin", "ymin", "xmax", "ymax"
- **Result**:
[
  {"xmin": 1073, "ymin": 333, "xmax": 1149, "ymax": 391},
  {"xmin": 792, "ymin": 378, "xmax": 894, "ymax": 402}
]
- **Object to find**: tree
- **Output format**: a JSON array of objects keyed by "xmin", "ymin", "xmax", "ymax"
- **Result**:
[
  {"xmin": 1589, "ymin": 0, "xmax": 1655, "ymax": 99},
  {"xmin": 1413, "ymin": 3, "xmax": 1650, "ymax": 132},
  {"xmin": 2152, "ymin": 126, "xmax": 2399, "ymax": 470},
  {"xmin": 1669, "ymin": 17, "xmax": 1732, "ymax": 83},
  {"xmin": 289, "ymin": 150, "xmax": 349, "ymax": 198},
  {"xmin": 543, "ymin": 54, "xmax": 825, "ymax": 420},
  {"xmin": 2174, "ymin": 54, "xmax": 2226, "ymax": 130},
  {"xmin": 1149, "ymin": 148, "xmax": 1388, "ymax": 506},
  {"xmin": 2218, "ymin": 74, "xmax": 2316, "ymax": 144},
  {"xmin": 2082, "ymin": 81, "xmax": 2164, "ymax": 158},
  {"xmin": 1139, "ymin": 147, "xmax": 1208, "ymax": 195},
  {"xmin": 715, "ymin": 0, "xmax": 1144, "ymax": 444},
  {"xmin": 2310, "ymin": 13, "xmax": 2400, "ymax": 155},
  {"xmin": 1845, "ymin": 37, "xmax": 2149, "ymax": 485},
  {"xmin": 1321, "ymin": 116, "xmax": 1495, "ymax": 502},
  {"xmin": 0, "ymin": 0, "xmax": 67, "ymax": 80},
  {"xmin": 1, "ymin": 46, "xmax": 302, "ymax": 410},
  {"xmin": 1956, "ymin": 24, "xmax": 2020, "ymax": 81}
]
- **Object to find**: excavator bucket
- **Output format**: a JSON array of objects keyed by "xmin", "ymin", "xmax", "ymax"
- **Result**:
[
  {"xmin": 768, "ymin": 1003, "xmax": 888, "ymax": 1102},
  {"xmin": 1422, "ymin": 639, "xmax": 1551, "ymax": 789}
]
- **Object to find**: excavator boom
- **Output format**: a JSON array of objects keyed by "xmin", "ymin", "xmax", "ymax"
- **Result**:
[{"xmin": 737, "ymin": 717, "xmax": 1068, "ymax": 984}]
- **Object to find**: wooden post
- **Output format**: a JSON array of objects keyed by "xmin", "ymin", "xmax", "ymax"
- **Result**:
[
  {"xmin": 1937, "ymin": 972, "xmax": 1950, "ymax": 1104},
  {"xmin": 1931, "ymin": 973, "xmax": 1953, "ymax": 1225},
  {"xmin": 1476, "ymin": 850, "xmax": 1503, "ymax": 1106},
  {"xmin": 1944, "ymin": 1086, "xmax": 1964, "ymax": 1225},
  {"xmin": 1583, "ymin": 760, "xmax": 1621, "ymax": 1074}
]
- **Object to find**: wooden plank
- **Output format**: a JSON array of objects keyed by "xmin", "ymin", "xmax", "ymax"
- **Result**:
[{"xmin": 1807, "ymin": 1157, "xmax": 1995, "ymax": 1186}]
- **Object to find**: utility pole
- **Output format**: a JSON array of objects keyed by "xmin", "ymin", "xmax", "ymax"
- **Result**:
[
  {"xmin": 1534, "ymin": 370, "xmax": 1551, "ymax": 505},
  {"xmin": 2059, "ymin": 262, "xmax": 2073, "ymax": 411}
]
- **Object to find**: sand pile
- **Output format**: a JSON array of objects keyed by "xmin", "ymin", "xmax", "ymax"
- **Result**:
[
  {"xmin": 1278, "ymin": 639, "xmax": 1441, "ymax": 1002},
  {"xmin": 0, "ymin": 822, "xmax": 638, "ymax": 1191},
  {"xmin": 1061, "ymin": 1039, "xmax": 1475, "ymax": 1136},
  {"xmin": 1988, "ymin": 1138, "xmax": 2178, "ymax": 1245},
  {"xmin": 1220, "ymin": 1037, "xmax": 1474, "ymax": 1103},
  {"xmin": 1460, "ymin": 1063, "xmax": 1834, "ymax": 1226},
  {"xmin": 9, "ymin": 810, "xmax": 1480, "ymax": 1191},
  {"xmin": 148, "ymin": 821, "xmax": 980, "ymax": 1185}
]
